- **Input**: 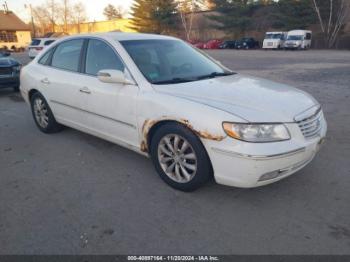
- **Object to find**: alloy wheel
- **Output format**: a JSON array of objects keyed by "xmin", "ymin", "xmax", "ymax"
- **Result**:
[
  {"xmin": 157, "ymin": 134, "xmax": 198, "ymax": 183},
  {"xmin": 33, "ymin": 98, "xmax": 49, "ymax": 129}
]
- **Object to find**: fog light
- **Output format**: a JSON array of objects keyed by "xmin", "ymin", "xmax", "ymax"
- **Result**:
[{"xmin": 258, "ymin": 171, "xmax": 281, "ymax": 182}]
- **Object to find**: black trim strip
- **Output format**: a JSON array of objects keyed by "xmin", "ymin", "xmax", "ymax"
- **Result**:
[{"xmin": 50, "ymin": 100, "xmax": 136, "ymax": 129}]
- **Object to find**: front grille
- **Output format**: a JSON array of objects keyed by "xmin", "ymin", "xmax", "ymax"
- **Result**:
[
  {"xmin": 0, "ymin": 67, "xmax": 13, "ymax": 75},
  {"xmin": 297, "ymin": 108, "xmax": 323, "ymax": 139}
]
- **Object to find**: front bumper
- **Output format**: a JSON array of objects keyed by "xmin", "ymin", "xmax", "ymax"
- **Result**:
[
  {"xmin": 204, "ymin": 120, "xmax": 327, "ymax": 188},
  {"xmin": 0, "ymin": 75, "xmax": 19, "ymax": 88}
]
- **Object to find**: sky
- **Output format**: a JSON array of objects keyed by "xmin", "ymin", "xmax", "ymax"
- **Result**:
[{"xmin": 4, "ymin": 0, "xmax": 134, "ymax": 22}]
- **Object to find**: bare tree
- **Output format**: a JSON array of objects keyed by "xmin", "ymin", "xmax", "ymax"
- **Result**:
[
  {"xmin": 32, "ymin": 0, "xmax": 60, "ymax": 34},
  {"xmin": 71, "ymin": 2, "xmax": 87, "ymax": 33},
  {"xmin": 312, "ymin": 0, "xmax": 350, "ymax": 48},
  {"xmin": 61, "ymin": 0, "xmax": 72, "ymax": 33},
  {"xmin": 103, "ymin": 4, "xmax": 125, "ymax": 20},
  {"xmin": 178, "ymin": 0, "xmax": 205, "ymax": 41}
]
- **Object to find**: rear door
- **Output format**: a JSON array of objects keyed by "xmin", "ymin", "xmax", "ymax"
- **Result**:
[{"xmin": 41, "ymin": 38, "xmax": 90, "ymax": 128}]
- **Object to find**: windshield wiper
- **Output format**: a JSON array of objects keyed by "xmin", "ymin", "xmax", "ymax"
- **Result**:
[
  {"xmin": 196, "ymin": 71, "xmax": 235, "ymax": 80},
  {"xmin": 152, "ymin": 77, "xmax": 197, "ymax": 85},
  {"xmin": 152, "ymin": 72, "xmax": 235, "ymax": 85}
]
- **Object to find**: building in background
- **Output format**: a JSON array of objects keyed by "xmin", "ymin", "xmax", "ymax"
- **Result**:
[
  {"xmin": 54, "ymin": 19, "xmax": 135, "ymax": 35},
  {"xmin": 0, "ymin": 10, "xmax": 31, "ymax": 50}
]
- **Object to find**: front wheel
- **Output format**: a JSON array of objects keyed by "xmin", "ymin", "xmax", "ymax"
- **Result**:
[
  {"xmin": 150, "ymin": 122, "xmax": 213, "ymax": 192},
  {"xmin": 30, "ymin": 92, "xmax": 63, "ymax": 133}
]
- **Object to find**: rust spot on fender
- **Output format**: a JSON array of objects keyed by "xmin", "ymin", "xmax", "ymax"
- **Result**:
[
  {"xmin": 140, "ymin": 141, "xmax": 148, "ymax": 153},
  {"xmin": 140, "ymin": 119, "xmax": 158, "ymax": 153},
  {"xmin": 140, "ymin": 118, "xmax": 224, "ymax": 153},
  {"xmin": 179, "ymin": 118, "xmax": 224, "ymax": 141},
  {"xmin": 193, "ymin": 130, "xmax": 225, "ymax": 141}
]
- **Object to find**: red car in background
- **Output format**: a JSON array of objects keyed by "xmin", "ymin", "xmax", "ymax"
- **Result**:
[
  {"xmin": 193, "ymin": 42, "xmax": 206, "ymax": 49},
  {"xmin": 203, "ymin": 39, "xmax": 223, "ymax": 49}
]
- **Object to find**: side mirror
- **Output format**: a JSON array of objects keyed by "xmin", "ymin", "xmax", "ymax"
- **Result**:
[{"xmin": 97, "ymin": 69, "xmax": 135, "ymax": 85}]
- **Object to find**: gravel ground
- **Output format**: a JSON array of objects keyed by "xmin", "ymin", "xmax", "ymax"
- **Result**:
[{"xmin": 0, "ymin": 50, "xmax": 349, "ymax": 255}]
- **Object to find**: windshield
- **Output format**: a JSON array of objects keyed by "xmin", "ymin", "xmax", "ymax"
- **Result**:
[
  {"xmin": 265, "ymin": 34, "xmax": 283, "ymax": 40},
  {"xmin": 120, "ymin": 39, "xmax": 233, "ymax": 85},
  {"xmin": 287, "ymin": 35, "xmax": 303, "ymax": 40}
]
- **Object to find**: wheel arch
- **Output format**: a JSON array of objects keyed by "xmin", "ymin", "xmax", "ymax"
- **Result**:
[
  {"xmin": 28, "ymin": 89, "xmax": 40, "ymax": 101},
  {"xmin": 145, "ymin": 119, "xmax": 215, "ymax": 176},
  {"xmin": 142, "ymin": 117, "xmax": 224, "ymax": 155}
]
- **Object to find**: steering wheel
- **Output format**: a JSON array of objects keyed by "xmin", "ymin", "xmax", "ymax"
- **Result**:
[{"xmin": 174, "ymin": 63, "xmax": 193, "ymax": 74}]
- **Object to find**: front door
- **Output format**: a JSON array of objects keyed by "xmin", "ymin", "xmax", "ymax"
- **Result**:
[{"xmin": 78, "ymin": 39, "xmax": 139, "ymax": 147}]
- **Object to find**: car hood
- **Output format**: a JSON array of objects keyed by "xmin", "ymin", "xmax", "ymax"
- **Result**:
[
  {"xmin": 0, "ymin": 58, "xmax": 19, "ymax": 67},
  {"xmin": 152, "ymin": 74, "xmax": 318, "ymax": 123}
]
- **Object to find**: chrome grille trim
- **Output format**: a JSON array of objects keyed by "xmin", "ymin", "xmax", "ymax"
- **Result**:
[{"xmin": 297, "ymin": 108, "xmax": 323, "ymax": 139}]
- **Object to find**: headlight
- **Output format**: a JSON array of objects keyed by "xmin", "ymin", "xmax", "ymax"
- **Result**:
[
  {"xmin": 13, "ymin": 65, "xmax": 21, "ymax": 73},
  {"xmin": 222, "ymin": 122, "xmax": 290, "ymax": 142}
]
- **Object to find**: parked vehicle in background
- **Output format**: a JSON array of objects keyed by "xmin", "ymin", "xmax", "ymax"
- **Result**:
[
  {"xmin": 235, "ymin": 37, "xmax": 259, "ymax": 49},
  {"xmin": 0, "ymin": 49, "xmax": 11, "ymax": 57},
  {"xmin": 28, "ymin": 38, "xmax": 57, "ymax": 59},
  {"xmin": 0, "ymin": 52, "xmax": 21, "ymax": 92},
  {"xmin": 284, "ymin": 30, "xmax": 312, "ymax": 50},
  {"xmin": 204, "ymin": 39, "xmax": 223, "ymax": 49},
  {"xmin": 193, "ymin": 42, "xmax": 205, "ymax": 49},
  {"xmin": 262, "ymin": 32, "xmax": 287, "ymax": 49},
  {"xmin": 219, "ymin": 40, "xmax": 236, "ymax": 49},
  {"xmin": 20, "ymin": 33, "xmax": 327, "ymax": 191},
  {"xmin": 43, "ymin": 32, "xmax": 69, "ymax": 38}
]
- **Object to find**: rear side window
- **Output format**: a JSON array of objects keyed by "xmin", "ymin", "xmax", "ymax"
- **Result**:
[
  {"xmin": 31, "ymin": 39, "xmax": 41, "ymax": 46},
  {"xmin": 305, "ymin": 33, "xmax": 312, "ymax": 40},
  {"xmin": 38, "ymin": 48, "xmax": 54, "ymax": 65},
  {"xmin": 44, "ymin": 40, "xmax": 55, "ymax": 46},
  {"xmin": 51, "ymin": 39, "xmax": 84, "ymax": 72},
  {"xmin": 85, "ymin": 39, "xmax": 124, "ymax": 76}
]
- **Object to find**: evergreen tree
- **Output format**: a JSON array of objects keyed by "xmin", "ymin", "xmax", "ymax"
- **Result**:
[
  {"xmin": 271, "ymin": 0, "xmax": 317, "ymax": 30},
  {"xmin": 208, "ymin": 0, "xmax": 257, "ymax": 36},
  {"xmin": 130, "ymin": 0, "xmax": 179, "ymax": 34}
]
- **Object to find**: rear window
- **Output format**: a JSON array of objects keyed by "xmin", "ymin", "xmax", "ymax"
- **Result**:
[
  {"xmin": 30, "ymin": 39, "xmax": 41, "ymax": 46},
  {"xmin": 44, "ymin": 40, "xmax": 55, "ymax": 46}
]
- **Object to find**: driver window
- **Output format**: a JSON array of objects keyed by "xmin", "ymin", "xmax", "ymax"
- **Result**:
[{"xmin": 85, "ymin": 39, "xmax": 125, "ymax": 76}]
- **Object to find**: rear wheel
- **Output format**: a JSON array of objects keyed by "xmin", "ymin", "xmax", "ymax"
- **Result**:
[
  {"xmin": 30, "ymin": 92, "xmax": 63, "ymax": 133},
  {"xmin": 150, "ymin": 122, "xmax": 212, "ymax": 192}
]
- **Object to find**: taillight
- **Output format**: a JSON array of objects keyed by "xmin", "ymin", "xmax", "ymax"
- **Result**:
[{"xmin": 35, "ymin": 47, "xmax": 43, "ymax": 51}]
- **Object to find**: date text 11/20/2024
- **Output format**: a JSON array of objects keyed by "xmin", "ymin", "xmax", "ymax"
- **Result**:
[{"xmin": 127, "ymin": 255, "xmax": 219, "ymax": 261}]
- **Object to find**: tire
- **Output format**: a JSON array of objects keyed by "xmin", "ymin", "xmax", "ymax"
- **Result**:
[
  {"xmin": 150, "ymin": 122, "xmax": 213, "ymax": 192},
  {"xmin": 30, "ymin": 92, "xmax": 63, "ymax": 133}
]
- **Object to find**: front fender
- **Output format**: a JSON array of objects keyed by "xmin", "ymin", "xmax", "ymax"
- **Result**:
[{"xmin": 137, "ymin": 91, "xmax": 246, "ymax": 152}]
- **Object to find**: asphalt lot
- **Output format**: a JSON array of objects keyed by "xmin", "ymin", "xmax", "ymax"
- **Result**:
[{"xmin": 1, "ymin": 50, "xmax": 350, "ymax": 255}]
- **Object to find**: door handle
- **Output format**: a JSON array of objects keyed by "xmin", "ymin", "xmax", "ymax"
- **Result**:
[
  {"xmin": 79, "ymin": 87, "xmax": 91, "ymax": 94},
  {"xmin": 41, "ymin": 78, "xmax": 50, "ymax": 84}
]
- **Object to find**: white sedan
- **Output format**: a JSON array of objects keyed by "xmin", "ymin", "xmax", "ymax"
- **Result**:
[{"xmin": 20, "ymin": 33, "xmax": 327, "ymax": 191}]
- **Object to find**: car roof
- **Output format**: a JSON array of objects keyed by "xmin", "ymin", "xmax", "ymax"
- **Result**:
[
  {"xmin": 33, "ymin": 37, "xmax": 57, "ymax": 41},
  {"xmin": 58, "ymin": 32, "xmax": 178, "ymax": 42},
  {"xmin": 266, "ymin": 32, "xmax": 287, "ymax": 34},
  {"xmin": 287, "ymin": 30, "xmax": 312, "ymax": 34}
]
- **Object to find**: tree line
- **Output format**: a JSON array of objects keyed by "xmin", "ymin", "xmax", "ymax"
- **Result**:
[
  {"xmin": 30, "ymin": 0, "xmax": 349, "ymax": 48},
  {"xmin": 130, "ymin": 0, "xmax": 349, "ymax": 48}
]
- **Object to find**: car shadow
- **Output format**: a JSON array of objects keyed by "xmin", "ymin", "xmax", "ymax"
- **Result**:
[{"xmin": 0, "ymin": 89, "xmax": 23, "ymax": 101}]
